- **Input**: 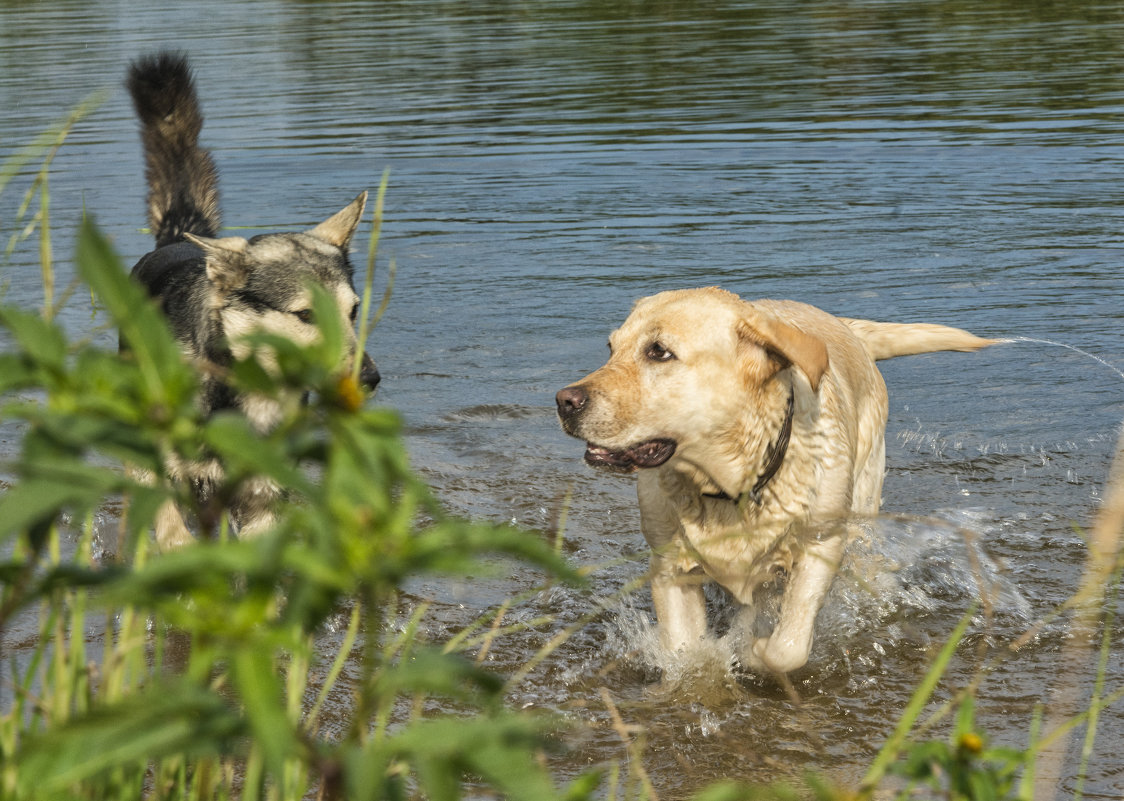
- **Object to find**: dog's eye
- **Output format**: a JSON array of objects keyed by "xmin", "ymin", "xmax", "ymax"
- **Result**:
[
  {"xmin": 645, "ymin": 342, "xmax": 676, "ymax": 362},
  {"xmin": 295, "ymin": 309, "xmax": 315, "ymax": 325},
  {"xmin": 350, "ymin": 304, "xmax": 360, "ymax": 324}
]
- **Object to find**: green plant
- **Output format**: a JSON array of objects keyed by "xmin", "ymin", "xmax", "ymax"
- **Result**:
[
  {"xmin": 885, "ymin": 698, "xmax": 1025, "ymax": 801},
  {"xmin": 0, "ymin": 204, "xmax": 594, "ymax": 799}
]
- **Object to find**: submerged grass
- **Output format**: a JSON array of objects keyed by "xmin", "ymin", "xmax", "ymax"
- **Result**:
[{"xmin": 1, "ymin": 104, "xmax": 1122, "ymax": 801}]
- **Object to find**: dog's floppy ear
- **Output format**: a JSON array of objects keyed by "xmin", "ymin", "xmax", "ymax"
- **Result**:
[
  {"xmin": 307, "ymin": 191, "xmax": 368, "ymax": 249},
  {"xmin": 738, "ymin": 311, "xmax": 829, "ymax": 392},
  {"xmin": 185, "ymin": 233, "xmax": 252, "ymax": 294}
]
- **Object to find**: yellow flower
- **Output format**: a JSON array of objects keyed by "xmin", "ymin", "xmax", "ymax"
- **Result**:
[
  {"xmin": 336, "ymin": 374, "xmax": 364, "ymax": 412},
  {"xmin": 957, "ymin": 732, "xmax": 984, "ymax": 754}
]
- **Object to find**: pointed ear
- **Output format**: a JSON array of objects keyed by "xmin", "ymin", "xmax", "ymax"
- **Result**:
[
  {"xmin": 739, "ymin": 311, "xmax": 829, "ymax": 392},
  {"xmin": 185, "ymin": 233, "xmax": 251, "ymax": 294},
  {"xmin": 307, "ymin": 191, "xmax": 367, "ymax": 249}
]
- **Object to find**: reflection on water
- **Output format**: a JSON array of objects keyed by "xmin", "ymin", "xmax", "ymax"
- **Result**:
[{"xmin": 2, "ymin": 0, "xmax": 1123, "ymax": 796}]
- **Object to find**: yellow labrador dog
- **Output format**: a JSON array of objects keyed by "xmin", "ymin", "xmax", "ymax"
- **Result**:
[{"xmin": 556, "ymin": 287, "xmax": 997, "ymax": 676}]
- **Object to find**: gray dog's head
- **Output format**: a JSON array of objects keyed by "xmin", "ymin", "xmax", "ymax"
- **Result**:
[{"xmin": 188, "ymin": 192, "xmax": 381, "ymax": 392}]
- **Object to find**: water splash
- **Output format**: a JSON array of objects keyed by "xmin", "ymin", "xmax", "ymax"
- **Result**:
[
  {"xmin": 604, "ymin": 512, "xmax": 1033, "ymax": 696},
  {"xmin": 822, "ymin": 512, "xmax": 1033, "ymax": 637},
  {"xmin": 604, "ymin": 600, "xmax": 750, "ymax": 704},
  {"xmin": 1002, "ymin": 336, "xmax": 1124, "ymax": 382}
]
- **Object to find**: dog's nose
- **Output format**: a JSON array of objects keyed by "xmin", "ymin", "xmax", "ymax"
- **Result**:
[
  {"xmin": 359, "ymin": 352, "xmax": 381, "ymax": 391},
  {"xmin": 555, "ymin": 385, "xmax": 588, "ymax": 420}
]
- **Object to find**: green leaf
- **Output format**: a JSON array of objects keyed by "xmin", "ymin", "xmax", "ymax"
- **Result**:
[
  {"xmin": 968, "ymin": 769, "xmax": 998, "ymax": 801},
  {"xmin": 227, "ymin": 352, "xmax": 277, "ymax": 395},
  {"xmin": 102, "ymin": 540, "xmax": 266, "ymax": 604},
  {"xmin": 563, "ymin": 770, "xmax": 603, "ymax": 801},
  {"xmin": 308, "ymin": 280, "xmax": 345, "ymax": 369},
  {"xmin": 954, "ymin": 694, "xmax": 977, "ymax": 739},
  {"xmin": 377, "ymin": 648, "xmax": 505, "ymax": 703},
  {"xmin": 0, "ymin": 474, "xmax": 112, "ymax": 539},
  {"xmin": 0, "ymin": 307, "xmax": 66, "ymax": 373},
  {"xmin": 203, "ymin": 412, "xmax": 314, "ymax": 497},
  {"xmin": 411, "ymin": 520, "xmax": 586, "ymax": 588},
  {"xmin": 862, "ymin": 603, "xmax": 977, "ymax": 792},
  {"xmin": 0, "ymin": 352, "xmax": 37, "ymax": 391},
  {"xmin": 341, "ymin": 741, "xmax": 398, "ymax": 801},
  {"xmin": 389, "ymin": 714, "xmax": 565, "ymax": 801},
  {"xmin": 231, "ymin": 646, "xmax": 299, "ymax": 781},
  {"xmin": 74, "ymin": 216, "xmax": 191, "ymax": 403},
  {"xmin": 14, "ymin": 681, "xmax": 242, "ymax": 797}
]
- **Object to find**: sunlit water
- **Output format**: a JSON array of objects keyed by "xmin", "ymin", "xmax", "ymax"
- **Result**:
[{"xmin": 2, "ymin": 1, "xmax": 1123, "ymax": 797}]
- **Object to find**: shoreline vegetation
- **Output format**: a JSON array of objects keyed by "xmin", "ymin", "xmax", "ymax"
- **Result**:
[{"xmin": 1, "ymin": 101, "xmax": 1121, "ymax": 801}]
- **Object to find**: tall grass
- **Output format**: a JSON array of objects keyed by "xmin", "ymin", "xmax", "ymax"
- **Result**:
[{"xmin": 1, "ymin": 104, "xmax": 1122, "ymax": 801}]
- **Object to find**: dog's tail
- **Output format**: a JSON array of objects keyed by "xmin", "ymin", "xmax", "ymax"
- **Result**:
[
  {"xmin": 841, "ymin": 318, "xmax": 999, "ymax": 361},
  {"xmin": 126, "ymin": 52, "xmax": 220, "ymax": 248}
]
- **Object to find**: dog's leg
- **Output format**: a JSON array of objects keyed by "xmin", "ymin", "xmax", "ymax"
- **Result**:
[
  {"xmin": 650, "ymin": 560, "xmax": 708, "ymax": 653},
  {"xmin": 130, "ymin": 464, "xmax": 196, "ymax": 550},
  {"xmin": 639, "ymin": 474, "xmax": 708, "ymax": 652},
  {"xmin": 749, "ymin": 533, "xmax": 845, "ymax": 674},
  {"xmin": 231, "ymin": 476, "xmax": 280, "ymax": 539},
  {"xmin": 236, "ymin": 507, "xmax": 277, "ymax": 539},
  {"xmin": 155, "ymin": 498, "xmax": 196, "ymax": 551}
]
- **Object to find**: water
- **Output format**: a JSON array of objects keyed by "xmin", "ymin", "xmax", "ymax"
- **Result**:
[{"xmin": 2, "ymin": 0, "xmax": 1124, "ymax": 796}]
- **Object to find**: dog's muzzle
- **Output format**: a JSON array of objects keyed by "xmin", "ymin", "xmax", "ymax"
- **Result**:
[
  {"xmin": 555, "ymin": 384, "xmax": 677, "ymax": 472},
  {"xmin": 359, "ymin": 351, "xmax": 381, "ymax": 391},
  {"xmin": 555, "ymin": 384, "xmax": 588, "ymax": 432}
]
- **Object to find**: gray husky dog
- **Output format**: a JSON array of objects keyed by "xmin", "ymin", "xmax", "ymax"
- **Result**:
[{"xmin": 126, "ymin": 52, "xmax": 381, "ymax": 549}]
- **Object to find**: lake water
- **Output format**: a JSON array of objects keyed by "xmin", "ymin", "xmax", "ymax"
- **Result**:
[{"xmin": 2, "ymin": 0, "xmax": 1123, "ymax": 797}]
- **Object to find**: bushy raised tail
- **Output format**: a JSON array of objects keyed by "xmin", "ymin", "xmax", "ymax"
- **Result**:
[
  {"xmin": 126, "ymin": 52, "xmax": 220, "ymax": 248},
  {"xmin": 841, "ymin": 317, "xmax": 998, "ymax": 361}
]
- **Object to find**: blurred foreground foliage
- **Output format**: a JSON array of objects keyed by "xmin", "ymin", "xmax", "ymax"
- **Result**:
[{"xmin": 0, "ymin": 217, "xmax": 592, "ymax": 800}]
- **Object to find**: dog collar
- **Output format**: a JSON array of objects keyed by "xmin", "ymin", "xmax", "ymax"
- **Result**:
[{"xmin": 703, "ymin": 387, "xmax": 795, "ymax": 507}]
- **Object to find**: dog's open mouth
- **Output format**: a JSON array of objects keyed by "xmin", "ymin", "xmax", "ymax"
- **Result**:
[{"xmin": 583, "ymin": 438, "xmax": 677, "ymax": 472}]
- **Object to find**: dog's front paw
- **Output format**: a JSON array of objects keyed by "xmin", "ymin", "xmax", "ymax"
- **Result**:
[{"xmin": 749, "ymin": 635, "xmax": 807, "ymax": 676}]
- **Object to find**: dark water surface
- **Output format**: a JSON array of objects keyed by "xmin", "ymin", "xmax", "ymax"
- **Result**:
[{"xmin": 2, "ymin": 1, "xmax": 1124, "ymax": 796}]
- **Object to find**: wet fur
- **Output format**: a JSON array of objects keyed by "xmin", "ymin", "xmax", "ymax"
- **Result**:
[
  {"xmin": 125, "ymin": 52, "xmax": 380, "ymax": 549},
  {"xmin": 557, "ymin": 287, "xmax": 997, "ymax": 676}
]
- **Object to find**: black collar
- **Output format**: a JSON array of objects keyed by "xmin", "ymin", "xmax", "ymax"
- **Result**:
[{"xmin": 702, "ymin": 388, "xmax": 795, "ymax": 507}]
